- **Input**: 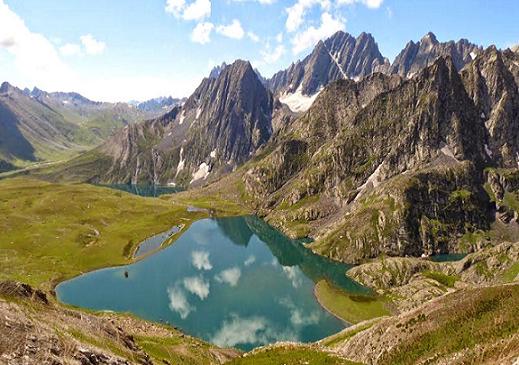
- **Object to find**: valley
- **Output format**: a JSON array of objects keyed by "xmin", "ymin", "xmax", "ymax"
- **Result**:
[{"xmin": 0, "ymin": 13, "xmax": 518, "ymax": 365}]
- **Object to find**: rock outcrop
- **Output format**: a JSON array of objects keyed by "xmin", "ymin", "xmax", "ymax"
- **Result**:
[
  {"xmin": 0, "ymin": 281, "xmax": 238, "ymax": 365},
  {"xmin": 245, "ymin": 56, "xmax": 496, "ymax": 262},
  {"xmin": 390, "ymin": 32, "xmax": 482, "ymax": 78},
  {"xmin": 56, "ymin": 60, "xmax": 274, "ymax": 186},
  {"xmin": 268, "ymin": 31, "xmax": 388, "ymax": 98}
]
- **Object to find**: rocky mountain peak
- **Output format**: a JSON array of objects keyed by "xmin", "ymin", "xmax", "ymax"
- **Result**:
[
  {"xmin": 390, "ymin": 33, "xmax": 482, "ymax": 78},
  {"xmin": 209, "ymin": 62, "xmax": 228, "ymax": 79},
  {"xmin": 267, "ymin": 30, "xmax": 386, "ymax": 99},
  {"xmin": 0, "ymin": 81, "xmax": 14, "ymax": 94},
  {"xmin": 421, "ymin": 31, "xmax": 439, "ymax": 45}
]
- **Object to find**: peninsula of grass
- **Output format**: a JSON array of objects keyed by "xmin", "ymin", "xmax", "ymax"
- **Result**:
[
  {"xmin": 314, "ymin": 280, "xmax": 390, "ymax": 324},
  {"xmin": 0, "ymin": 177, "xmax": 246, "ymax": 290}
]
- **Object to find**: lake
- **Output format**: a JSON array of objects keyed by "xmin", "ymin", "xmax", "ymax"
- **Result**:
[
  {"xmin": 97, "ymin": 184, "xmax": 182, "ymax": 197},
  {"xmin": 56, "ymin": 216, "xmax": 370, "ymax": 350}
]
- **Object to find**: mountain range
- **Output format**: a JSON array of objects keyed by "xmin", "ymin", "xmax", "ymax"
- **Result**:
[
  {"xmin": 29, "ymin": 31, "xmax": 519, "ymax": 265},
  {"xmin": 0, "ymin": 84, "xmax": 174, "ymax": 172},
  {"xmin": 45, "ymin": 31, "xmax": 504, "ymax": 185}
]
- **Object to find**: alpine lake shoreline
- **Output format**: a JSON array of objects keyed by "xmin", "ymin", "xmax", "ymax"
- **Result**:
[{"xmin": 0, "ymin": 177, "xmax": 390, "ymax": 354}]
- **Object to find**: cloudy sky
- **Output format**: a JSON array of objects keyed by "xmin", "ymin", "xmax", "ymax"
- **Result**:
[{"xmin": 0, "ymin": 0, "xmax": 517, "ymax": 102}]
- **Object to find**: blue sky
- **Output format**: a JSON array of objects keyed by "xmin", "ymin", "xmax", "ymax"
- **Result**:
[{"xmin": 0, "ymin": 0, "xmax": 517, "ymax": 102}]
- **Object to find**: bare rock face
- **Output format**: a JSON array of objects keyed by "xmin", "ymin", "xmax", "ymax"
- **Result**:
[
  {"xmin": 461, "ymin": 46, "xmax": 519, "ymax": 167},
  {"xmin": 390, "ymin": 32, "xmax": 482, "ymax": 78},
  {"xmin": 245, "ymin": 56, "xmax": 495, "ymax": 262},
  {"xmin": 62, "ymin": 60, "xmax": 274, "ymax": 186},
  {"xmin": 267, "ymin": 31, "xmax": 388, "ymax": 96}
]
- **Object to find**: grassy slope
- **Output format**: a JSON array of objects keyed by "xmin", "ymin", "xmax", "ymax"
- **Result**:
[
  {"xmin": 314, "ymin": 280, "xmax": 390, "ymax": 324},
  {"xmin": 327, "ymin": 284, "xmax": 519, "ymax": 365},
  {"xmin": 0, "ymin": 177, "xmax": 246, "ymax": 290},
  {"xmin": 227, "ymin": 345, "xmax": 360, "ymax": 365}
]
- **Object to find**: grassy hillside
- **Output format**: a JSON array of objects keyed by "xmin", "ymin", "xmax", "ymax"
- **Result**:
[
  {"xmin": 327, "ymin": 284, "xmax": 519, "ymax": 364},
  {"xmin": 0, "ymin": 177, "xmax": 246, "ymax": 290}
]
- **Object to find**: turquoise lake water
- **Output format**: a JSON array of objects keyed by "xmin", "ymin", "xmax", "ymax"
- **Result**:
[
  {"xmin": 56, "ymin": 216, "xmax": 370, "ymax": 350},
  {"xmin": 97, "ymin": 184, "xmax": 182, "ymax": 197}
]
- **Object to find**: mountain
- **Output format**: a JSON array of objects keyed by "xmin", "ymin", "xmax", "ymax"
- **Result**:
[
  {"xmin": 0, "ymin": 83, "xmax": 155, "ymax": 171},
  {"xmin": 133, "ymin": 96, "xmax": 185, "ymax": 117},
  {"xmin": 209, "ymin": 62, "xmax": 227, "ymax": 79},
  {"xmin": 267, "ymin": 31, "xmax": 389, "ymax": 112},
  {"xmin": 389, "ymin": 32, "xmax": 482, "ymax": 78},
  {"xmin": 230, "ymin": 46, "xmax": 519, "ymax": 264},
  {"xmin": 461, "ymin": 46, "xmax": 519, "ymax": 168},
  {"xmin": 52, "ymin": 60, "xmax": 274, "ymax": 186}
]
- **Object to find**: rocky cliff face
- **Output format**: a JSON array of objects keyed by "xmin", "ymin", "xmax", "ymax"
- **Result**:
[
  {"xmin": 461, "ymin": 46, "xmax": 519, "ymax": 167},
  {"xmin": 267, "ymin": 31, "xmax": 388, "ymax": 101},
  {"xmin": 390, "ymin": 32, "xmax": 482, "ymax": 78},
  {"xmin": 243, "ymin": 55, "xmax": 505, "ymax": 262},
  {"xmin": 64, "ymin": 60, "xmax": 274, "ymax": 186}
]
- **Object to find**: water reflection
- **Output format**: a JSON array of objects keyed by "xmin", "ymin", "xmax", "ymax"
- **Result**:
[{"xmin": 57, "ymin": 216, "xmax": 370, "ymax": 350}]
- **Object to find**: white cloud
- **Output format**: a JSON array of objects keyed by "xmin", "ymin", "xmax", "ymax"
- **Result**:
[
  {"xmin": 276, "ymin": 32, "xmax": 284, "ymax": 43},
  {"xmin": 166, "ymin": 0, "xmax": 211, "ymax": 21},
  {"xmin": 247, "ymin": 32, "xmax": 260, "ymax": 43},
  {"xmin": 291, "ymin": 12, "xmax": 345, "ymax": 54},
  {"xmin": 80, "ymin": 34, "xmax": 106, "ymax": 55},
  {"xmin": 337, "ymin": 0, "xmax": 383, "ymax": 8},
  {"xmin": 216, "ymin": 19, "xmax": 245, "ymax": 40},
  {"xmin": 231, "ymin": 0, "xmax": 276, "ymax": 3},
  {"xmin": 244, "ymin": 255, "xmax": 256, "ymax": 266},
  {"xmin": 166, "ymin": 0, "xmax": 186, "ymax": 15},
  {"xmin": 191, "ymin": 22, "xmax": 214, "ymax": 44},
  {"xmin": 167, "ymin": 286, "xmax": 194, "ymax": 319},
  {"xmin": 183, "ymin": 276, "xmax": 210, "ymax": 299},
  {"xmin": 191, "ymin": 250, "xmax": 213, "ymax": 270},
  {"xmin": 59, "ymin": 43, "xmax": 82, "ymax": 57},
  {"xmin": 285, "ymin": 0, "xmax": 331, "ymax": 32},
  {"xmin": 215, "ymin": 267, "xmax": 241, "ymax": 287},
  {"xmin": 0, "ymin": 0, "xmax": 75, "ymax": 90},
  {"xmin": 261, "ymin": 44, "xmax": 285, "ymax": 64}
]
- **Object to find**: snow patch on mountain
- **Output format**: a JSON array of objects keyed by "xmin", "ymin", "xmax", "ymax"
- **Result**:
[
  {"xmin": 191, "ymin": 162, "xmax": 210, "ymax": 183},
  {"xmin": 279, "ymin": 85, "xmax": 320, "ymax": 113},
  {"xmin": 176, "ymin": 147, "xmax": 185, "ymax": 176}
]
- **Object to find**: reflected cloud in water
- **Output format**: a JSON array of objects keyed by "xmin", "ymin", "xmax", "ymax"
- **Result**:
[
  {"xmin": 167, "ymin": 286, "xmax": 194, "ymax": 319},
  {"xmin": 211, "ymin": 314, "xmax": 298, "ymax": 348},
  {"xmin": 215, "ymin": 267, "xmax": 241, "ymax": 287},
  {"xmin": 191, "ymin": 250, "xmax": 213, "ymax": 271},
  {"xmin": 183, "ymin": 276, "xmax": 210, "ymax": 300}
]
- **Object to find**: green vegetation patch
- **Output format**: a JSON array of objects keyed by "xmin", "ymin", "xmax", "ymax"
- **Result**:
[
  {"xmin": 321, "ymin": 320, "xmax": 379, "ymax": 348},
  {"xmin": 501, "ymin": 262, "xmax": 519, "ymax": 282},
  {"xmin": 0, "ymin": 177, "xmax": 241, "ymax": 290},
  {"xmin": 381, "ymin": 285, "xmax": 519, "ymax": 365},
  {"xmin": 228, "ymin": 346, "xmax": 360, "ymax": 365},
  {"xmin": 314, "ymin": 280, "xmax": 390, "ymax": 324},
  {"xmin": 135, "ymin": 335, "xmax": 223, "ymax": 365},
  {"xmin": 422, "ymin": 271, "xmax": 458, "ymax": 288}
]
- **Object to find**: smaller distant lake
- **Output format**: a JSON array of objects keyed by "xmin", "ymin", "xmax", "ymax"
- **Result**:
[
  {"xmin": 57, "ymin": 216, "xmax": 371, "ymax": 350},
  {"xmin": 429, "ymin": 253, "xmax": 467, "ymax": 262},
  {"xmin": 97, "ymin": 184, "xmax": 182, "ymax": 197}
]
